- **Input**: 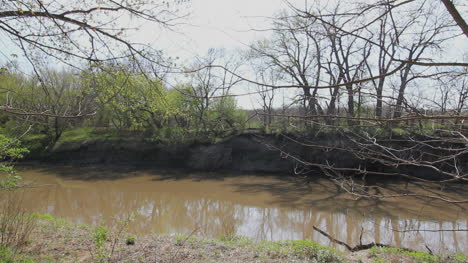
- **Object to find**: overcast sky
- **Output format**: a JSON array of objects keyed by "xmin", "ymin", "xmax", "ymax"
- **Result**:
[{"xmin": 134, "ymin": 0, "xmax": 304, "ymax": 61}]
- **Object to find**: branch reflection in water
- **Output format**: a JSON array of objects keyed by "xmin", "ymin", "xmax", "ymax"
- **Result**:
[{"xmin": 5, "ymin": 164, "xmax": 467, "ymax": 254}]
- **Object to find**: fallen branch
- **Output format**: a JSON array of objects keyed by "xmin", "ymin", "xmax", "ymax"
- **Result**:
[{"xmin": 312, "ymin": 225, "xmax": 415, "ymax": 252}]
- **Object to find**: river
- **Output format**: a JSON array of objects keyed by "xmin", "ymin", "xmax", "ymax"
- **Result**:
[{"xmin": 4, "ymin": 164, "xmax": 467, "ymax": 254}]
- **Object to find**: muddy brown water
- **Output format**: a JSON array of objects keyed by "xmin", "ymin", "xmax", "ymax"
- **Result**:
[{"xmin": 4, "ymin": 164, "xmax": 468, "ymax": 254}]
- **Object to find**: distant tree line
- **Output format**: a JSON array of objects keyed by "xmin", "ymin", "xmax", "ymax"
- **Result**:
[{"xmin": 0, "ymin": 62, "xmax": 247, "ymax": 146}]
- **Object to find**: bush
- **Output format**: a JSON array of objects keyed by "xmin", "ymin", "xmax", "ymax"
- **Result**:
[
  {"xmin": 92, "ymin": 226, "xmax": 109, "ymax": 262},
  {"xmin": 0, "ymin": 134, "xmax": 29, "ymax": 190},
  {"xmin": 125, "ymin": 236, "xmax": 135, "ymax": 246},
  {"xmin": 0, "ymin": 194, "xmax": 37, "ymax": 249}
]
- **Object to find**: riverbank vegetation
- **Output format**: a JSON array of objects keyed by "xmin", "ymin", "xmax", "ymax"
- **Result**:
[{"xmin": 0, "ymin": 213, "xmax": 466, "ymax": 263}]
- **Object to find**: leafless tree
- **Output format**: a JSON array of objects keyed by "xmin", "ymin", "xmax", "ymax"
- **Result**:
[
  {"xmin": 253, "ymin": 65, "xmax": 279, "ymax": 131},
  {"xmin": 236, "ymin": 0, "xmax": 468, "ymax": 204},
  {"xmin": 0, "ymin": 0, "xmax": 185, "ymax": 117},
  {"xmin": 248, "ymin": 13, "xmax": 325, "ymax": 118},
  {"xmin": 185, "ymin": 48, "xmax": 243, "ymax": 134}
]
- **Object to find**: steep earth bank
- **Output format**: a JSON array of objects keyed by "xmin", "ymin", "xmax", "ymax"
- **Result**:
[{"xmin": 25, "ymin": 133, "xmax": 468, "ymax": 181}]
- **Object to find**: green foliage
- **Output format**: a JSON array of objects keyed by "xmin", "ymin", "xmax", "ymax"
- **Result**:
[
  {"xmin": 0, "ymin": 246, "xmax": 36, "ymax": 263},
  {"xmin": 217, "ymin": 235, "xmax": 253, "ymax": 247},
  {"xmin": 92, "ymin": 226, "xmax": 109, "ymax": 262},
  {"xmin": 0, "ymin": 135, "xmax": 28, "ymax": 161},
  {"xmin": 255, "ymin": 240, "xmax": 343, "ymax": 262},
  {"xmin": 53, "ymin": 128, "xmax": 120, "ymax": 147},
  {"xmin": 20, "ymin": 134, "xmax": 48, "ymax": 157},
  {"xmin": 174, "ymin": 234, "xmax": 186, "ymax": 246},
  {"xmin": 34, "ymin": 214, "xmax": 55, "ymax": 221},
  {"xmin": 90, "ymin": 217, "xmax": 134, "ymax": 262},
  {"xmin": 210, "ymin": 97, "xmax": 248, "ymax": 133},
  {"xmin": 369, "ymin": 246, "xmax": 468, "ymax": 263},
  {"xmin": 31, "ymin": 213, "xmax": 69, "ymax": 229},
  {"xmin": 0, "ymin": 134, "xmax": 29, "ymax": 190},
  {"xmin": 1, "ymin": 68, "xmax": 250, "ymax": 149},
  {"xmin": 85, "ymin": 70, "xmax": 169, "ymax": 132},
  {"xmin": 93, "ymin": 226, "xmax": 109, "ymax": 249},
  {"xmin": 0, "ymin": 70, "xmax": 93, "ymax": 146},
  {"xmin": 125, "ymin": 236, "xmax": 135, "ymax": 246}
]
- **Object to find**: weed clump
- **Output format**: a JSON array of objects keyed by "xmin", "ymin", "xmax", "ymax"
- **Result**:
[
  {"xmin": 125, "ymin": 236, "xmax": 135, "ymax": 246},
  {"xmin": 369, "ymin": 246, "xmax": 468, "ymax": 263}
]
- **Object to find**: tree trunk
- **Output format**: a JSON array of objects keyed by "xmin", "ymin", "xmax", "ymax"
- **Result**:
[
  {"xmin": 375, "ymin": 79, "xmax": 385, "ymax": 118},
  {"xmin": 346, "ymin": 85, "xmax": 355, "ymax": 126}
]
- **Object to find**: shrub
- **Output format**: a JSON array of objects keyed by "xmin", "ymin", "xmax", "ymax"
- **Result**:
[
  {"xmin": 0, "ymin": 194, "xmax": 37, "ymax": 249},
  {"xmin": 125, "ymin": 236, "xmax": 135, "ymax": 246},
  {"xmin": 92, "ymin": 226, "xmax": 109, "ymax": 262}
]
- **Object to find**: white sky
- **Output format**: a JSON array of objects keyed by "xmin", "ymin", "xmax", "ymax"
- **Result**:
[
  {"xmin": 122, "ymin": 0, "xmax": 301, "ymax": 70},
  {"xmin": 133, "ymin": 0, "xmax": 307, "ymax": 109},
  {"xmin": 157, "ymin": 0, "xmax": 298, "ymax": 59}
]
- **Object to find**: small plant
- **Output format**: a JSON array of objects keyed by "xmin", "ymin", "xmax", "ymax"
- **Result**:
[
  {"xmin": 288, "ymin": 240, "xmax": 343, "ymax": 263},
  {"xmin": 125, "ymin": 236, "xmax": 135, "ymax": 246},
  {"xmin": 92, "ymin": 226, "xmax": 109, "ymax": 263},
  {"xmin": 90, "ymin": 217, "xmax": 134, "ymax": 263},
  {"xmin": 218, "ymin": 216, "xmax": 237, "ymax": 242},
  {"xmin": 174, "ymin": 235, "xmax": 186, "ymax": 246}
]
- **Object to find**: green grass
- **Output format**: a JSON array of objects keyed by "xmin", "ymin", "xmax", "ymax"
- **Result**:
[
  {"xmin": 172, "ymin": 234, "xmax": 344, "ymax": 262},
  {"xmin": 217, "ymin": 235, "xmax": 253, "ymax": 247},
  {"xmin": 32, "ymin": 213, "xmax": 71, "ymax": 228},
  {"xmin": 0, "ymin": 246, "xmax": 36, "ymax": 263},
  {"xmin": 20, "ymin": 127, "xmax": 121, "ymax": 155},
  {"xmin": 58, "ymin": 127, "xmax": 119, "ymax": 143},
  {"xmin": 369, "ymin": 246, "xmax": 468, "ymax": 263},
  {"xmin": 255, "ymin": 240, "xmax": 343, "ymax": 262},
  {"xmin": 48, "ymin": 127, "xmax": 126, "ymax": 152},
  {"xmin": 208, "ymin": 236, "xmax": 343, "ymax": 262},
  {"xmin": 173, "ymin": 234, "xmax": 199, "ymax": 246},
  {"xmin": 20, "ymin": 134, "xmax": 48, "ymax": 156}
]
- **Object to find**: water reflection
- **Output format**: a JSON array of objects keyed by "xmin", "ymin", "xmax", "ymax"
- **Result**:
[{"xmin": 4, "ymin": 165, "xmax": 467, "ymax": 254}]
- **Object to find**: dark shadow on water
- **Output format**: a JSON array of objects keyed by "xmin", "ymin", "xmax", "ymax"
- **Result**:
[
  {"xmin": 18, "ymin": 162, "xmax": 468, "ymax": 220},
  {"xmin": 19, "ymin": 161, "xmax": 187, "ymax": 181}
]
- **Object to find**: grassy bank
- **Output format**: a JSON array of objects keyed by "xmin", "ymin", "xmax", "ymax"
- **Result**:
[{"xmin": 1, "ymin": 214, "xmax": 467, "ymax": 263}]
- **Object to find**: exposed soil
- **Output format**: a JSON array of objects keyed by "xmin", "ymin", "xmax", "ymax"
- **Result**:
[{"xmin": 26, "ymin": 133, "xmax": 468, "ymax": 181}]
